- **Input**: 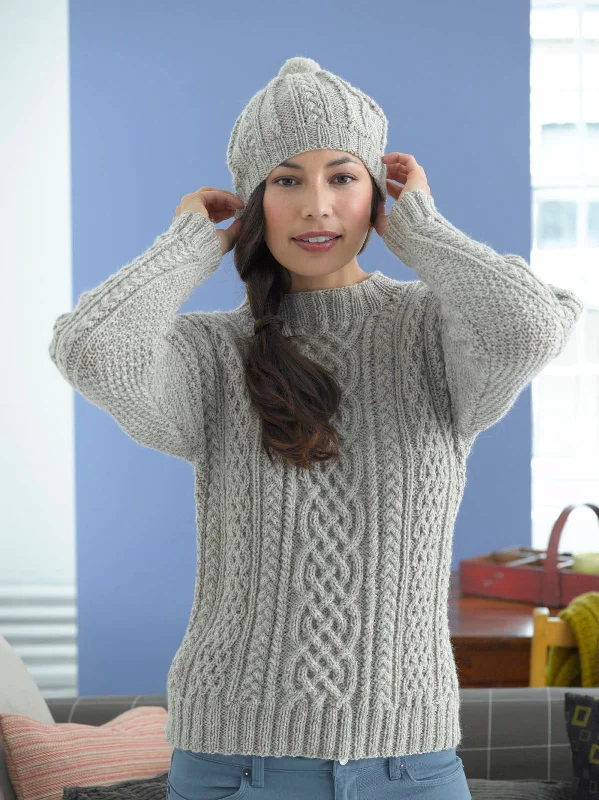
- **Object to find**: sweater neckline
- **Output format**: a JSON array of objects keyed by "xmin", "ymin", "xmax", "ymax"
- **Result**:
[{"xmin": 234, "ymin": 270, "xmax": 399, "ymax": 334}]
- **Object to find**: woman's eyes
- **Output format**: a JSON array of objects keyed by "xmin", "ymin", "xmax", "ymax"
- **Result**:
[{"xmin": 273, "ymin": 175, "xmax": 356, "ymax": 187}]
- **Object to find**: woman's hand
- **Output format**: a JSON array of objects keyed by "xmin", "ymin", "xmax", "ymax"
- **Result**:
[
  {"xmin": 173, "ymin": 187, "xmax": 245, "ymax": 256},
  {"xmin": 374, "ymin": 153, "xmax": 433, "ymax": 238}
]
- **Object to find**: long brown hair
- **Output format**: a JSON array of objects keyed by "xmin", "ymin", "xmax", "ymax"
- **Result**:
[{"xmin": 232, "ymin": 173, "xmax": 385, "ymax": 471}]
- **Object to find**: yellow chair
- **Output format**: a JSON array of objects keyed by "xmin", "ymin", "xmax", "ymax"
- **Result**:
[{"xmin": 529, "ymin": 606, "xmax": 577, "ymax": 686}]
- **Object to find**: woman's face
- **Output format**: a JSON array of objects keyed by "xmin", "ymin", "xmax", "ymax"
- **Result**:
[{"xmin": 262, "ymin": 149, "xmax": 374, "ymax": 285}]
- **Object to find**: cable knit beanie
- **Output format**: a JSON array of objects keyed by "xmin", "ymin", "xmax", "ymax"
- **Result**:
[{"xmin": 227, "ymin": 56, "xmax": 388, "ymax": 220}]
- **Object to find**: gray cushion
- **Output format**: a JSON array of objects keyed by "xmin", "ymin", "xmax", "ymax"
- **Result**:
[
  {"xmin": 62, "ymin": 773, "xmax": 167, "ymax": 800},
  {"xmin": 467, "ymin": 778, "xmax": 574, "ymax": 798}
]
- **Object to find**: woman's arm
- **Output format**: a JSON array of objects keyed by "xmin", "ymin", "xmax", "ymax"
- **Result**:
[
  {"xmin": 49, "ymin": 210, "xmax": 223, "ymax": 462},
  {"xmin": 382, "ymin": 189, "xmax": 584, "ymax": 439}
]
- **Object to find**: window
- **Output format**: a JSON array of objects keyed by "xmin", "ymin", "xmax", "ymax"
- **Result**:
[{"xmin": 531, "ymin": 0, "xmax": 599, "ymax": 553}]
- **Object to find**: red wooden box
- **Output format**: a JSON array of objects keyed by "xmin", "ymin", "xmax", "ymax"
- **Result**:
[{"xmin": 459, "ymin": 503, "xmax": 599, "ymax": 608}]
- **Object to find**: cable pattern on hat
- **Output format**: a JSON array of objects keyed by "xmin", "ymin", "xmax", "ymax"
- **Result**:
[
  {"xmin": 321, "ymin": 71, "xmax": 356, "ymax": 131},
  {"xmin": 294, "ymin": 73, "xmax": 327, "ymax": 127}
]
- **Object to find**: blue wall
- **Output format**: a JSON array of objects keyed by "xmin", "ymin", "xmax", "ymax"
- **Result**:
[{"xmin": 70, "ymin": 0, "xmax": 531, "ymax": 695}]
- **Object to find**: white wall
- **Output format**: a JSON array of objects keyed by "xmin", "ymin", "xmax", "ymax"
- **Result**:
[{"xmin": 0, "ymin": 0, "xmax": 75, "ymax": 589}]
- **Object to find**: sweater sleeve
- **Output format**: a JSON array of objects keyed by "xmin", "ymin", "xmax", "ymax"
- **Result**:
[
  {"xmin": 382, "ymin": 189, "xmax": 584, "ymax": 440},
  {"xmin": 48, "ymin": 210, "xmax": 223, "ymax": 461}
]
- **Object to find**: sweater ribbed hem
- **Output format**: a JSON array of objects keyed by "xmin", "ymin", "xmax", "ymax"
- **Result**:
[{"xmin": 163, "ymin": 689, "xmax": 462, "ymax": 760}]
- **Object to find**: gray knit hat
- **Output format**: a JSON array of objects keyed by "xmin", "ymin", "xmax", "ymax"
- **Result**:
[{"xmin": 227, "ymin": 56, "xmax": 388, "ymax": 220}]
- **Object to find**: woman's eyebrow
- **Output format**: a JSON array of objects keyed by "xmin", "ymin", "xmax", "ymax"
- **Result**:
[{"xmin": 276, "ymin": 156, "xmax": 360, "ymax": 170}]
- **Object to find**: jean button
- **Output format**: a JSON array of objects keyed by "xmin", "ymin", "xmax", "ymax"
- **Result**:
[{"xmin": 339, "ymin": 758, "xmax": 348, "ymax": 765}]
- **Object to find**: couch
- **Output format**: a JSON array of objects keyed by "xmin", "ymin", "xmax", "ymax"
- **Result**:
[{"xmin": 0, "ymin": 633, "xmax": 588, "ymax": 798}]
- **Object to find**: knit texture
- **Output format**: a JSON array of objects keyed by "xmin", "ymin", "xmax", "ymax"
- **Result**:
[
  {"xmin": 226, "ymin": 56, "xmax": 388, "ymax": 216},
  {"xmin": 48, "ymin": 189, "xmax": 584, "ymax": 761}
]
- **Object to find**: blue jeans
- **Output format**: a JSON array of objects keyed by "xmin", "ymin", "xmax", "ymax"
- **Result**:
[{"xmin": 166, "ymin": 745, "xmax": 472, "ymax": 799}]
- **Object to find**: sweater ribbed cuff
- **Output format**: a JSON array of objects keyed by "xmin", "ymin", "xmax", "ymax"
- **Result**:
[
  {"xmin": 382, "ymin": 190, "xmax": 438, "ymax": 260},
  {"xmin": 390, "ymin": 189, "xmax": 436, "ymax": 225},
  {"xmin": 168, "ymin": 210, "xmax": 223, "ymax": 264}
]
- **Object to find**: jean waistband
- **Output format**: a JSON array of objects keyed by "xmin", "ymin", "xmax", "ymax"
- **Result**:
[{"xmin": 178, "ymin": 747, "xmax": 457, "ymax": 772}]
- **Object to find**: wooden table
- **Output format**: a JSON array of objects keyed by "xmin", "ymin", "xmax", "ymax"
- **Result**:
[{"xmin": 448, "ymin": 569, "xmax": 561, "ymax": 687}]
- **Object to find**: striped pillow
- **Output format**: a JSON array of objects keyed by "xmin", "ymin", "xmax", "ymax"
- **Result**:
[{"xmin": 0, "ymin": 706, "xmax": 172, "ymax": 800}]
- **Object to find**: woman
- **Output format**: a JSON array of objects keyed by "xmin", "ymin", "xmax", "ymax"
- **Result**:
[{"xmin": 49, "ymin": 56, "xmax": 583, "ymax": 799}]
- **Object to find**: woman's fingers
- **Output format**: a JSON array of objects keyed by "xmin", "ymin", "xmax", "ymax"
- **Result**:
[
  {"xmin": 197, "ymin": 188, "xmax": 245, "ymax": 223},
  {"xmin": 384, "ymin": 161, "xmax": 408, "ymax": 176},
  {"xmin": 382, "ymin": 152, "xmax": 419, "ymax": 165},
  {"xmin": 386, "ymin": 178, "xmax": 403, "ymax": 200},
  {"xmin": 197, "ymin": 188, "xmax": 244, "ymax": 206}
]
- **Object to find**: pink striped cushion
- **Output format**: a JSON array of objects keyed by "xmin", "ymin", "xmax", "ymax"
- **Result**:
[{"xmin": 0, "ymin": 706, "xmax": 172, "ymax": 800}]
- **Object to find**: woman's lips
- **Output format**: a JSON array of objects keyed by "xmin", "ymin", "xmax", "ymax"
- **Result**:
[{"xmin": 292, "ymin": 236, "xmax": 342, "ymax": 253}]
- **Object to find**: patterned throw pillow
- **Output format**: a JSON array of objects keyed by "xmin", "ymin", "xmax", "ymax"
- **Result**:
[
  {"xmin": 0, "ymin": 706, "xmax": 172, "ymax": 800},
  {"xmin": 564, "ymin": 691, "xmax": 599, "ymax": 799}
]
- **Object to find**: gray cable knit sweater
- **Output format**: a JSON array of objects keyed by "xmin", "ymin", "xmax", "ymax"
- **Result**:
[{"xmin": 48, "ymin": 189, "xmax": 583, "ymax": 761}]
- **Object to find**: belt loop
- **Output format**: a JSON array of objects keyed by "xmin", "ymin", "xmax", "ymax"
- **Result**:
[
  {"xmin": 388, "ymin": 756, "xmax": 402, "ymax": 781},
  {"xmin": 251, "ymin": 754, "xmax": 265, "ymax": 787}
]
